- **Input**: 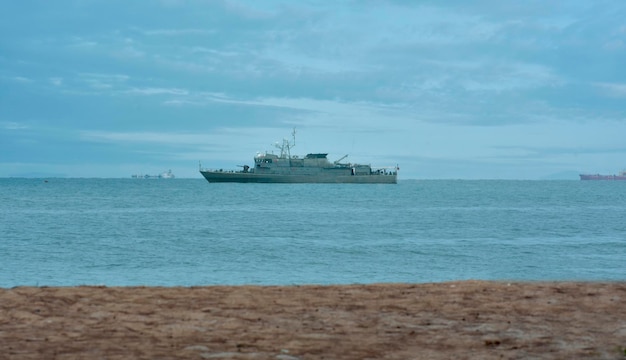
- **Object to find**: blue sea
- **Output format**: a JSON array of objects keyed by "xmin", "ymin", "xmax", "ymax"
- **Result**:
[{"xmin": 1, "ymin": 178, "xmax": 625, "ymax": 287}]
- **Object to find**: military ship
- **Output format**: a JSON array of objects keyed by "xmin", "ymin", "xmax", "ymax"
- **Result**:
[
  {"xmin": 579, "ymin": 170, "xmax": 626, "ymax": 180},
  {"xmin": 199, "ymin": 130, "xmax": 398, "ymax": 184}
]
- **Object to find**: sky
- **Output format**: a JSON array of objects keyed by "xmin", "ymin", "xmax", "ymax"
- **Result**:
[{"xmin": 1, "ymin": 0, "xmax": 626, "ymax": 179}]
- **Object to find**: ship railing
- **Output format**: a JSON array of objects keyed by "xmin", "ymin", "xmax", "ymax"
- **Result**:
[
  {"xmin": 200, "ymin": 168, "xmax": 248, "ymax": 173},
  {"xmin": 371, "ymin": 166, "xmax": 399, "ymax": 176},
  {"xmin": 371, "ymin": 170, "xmax": 398, "ymax": 176}
]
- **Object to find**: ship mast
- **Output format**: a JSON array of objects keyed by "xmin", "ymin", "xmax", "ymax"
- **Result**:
[{"xmin": 275, "ymin": 127, "xmax": 296, "ymax": 160}]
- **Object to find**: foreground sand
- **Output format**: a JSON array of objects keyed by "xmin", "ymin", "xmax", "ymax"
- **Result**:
[{"xmin": 1, "ymin": 281, "xmax": 625, "ymax": 359}]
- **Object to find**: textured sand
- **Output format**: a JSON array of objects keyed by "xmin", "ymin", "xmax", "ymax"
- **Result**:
[{"xmin": 1, "ymin": 281, "xmax": 625, "ymax": 359}]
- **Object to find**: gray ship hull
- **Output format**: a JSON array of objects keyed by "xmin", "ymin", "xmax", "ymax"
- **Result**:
[{"xmin": 200, "ymin": 170, "xmax": 397, "ymax": 184}]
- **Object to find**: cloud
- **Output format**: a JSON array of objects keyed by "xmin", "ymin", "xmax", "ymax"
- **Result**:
[
  {"xmin": 75, "ymin": 73, "xmax": 129, "ymax": 91},
  {"xmin": 49, "ymin": 77, "xmax": 63, "ymax": 86},
  {"xmin": 124, "ymin": 87, "xmax": 189, "ymax": 96},
  {"xmin": 113, "ymin": 45, "xmax": 145, "ymax": 59},
  {"xmin": 594, "ymin": 82, "xmax": 626, "ymax": 98},
  {"xmin": 68, "ymin": 37, "xmax": 98, "ymax": 48},
  {"xmin": 10, "ymin": 76, "xmax": 33, "ymax": 83},
  {"xmin": 140, "ymin": 28, "xmax": 217, "ymax": 36},
  {"xmin": 1, "ymin": 121, "xmax": 29, "ymax": 130},
  {"xmin": 79, "ymin": 130, "xmax": 237, "ymax": 147},
  {"xmin": 460, "ymin": 61, "xmax": 562, "ymax": 92},
  {"xmin": 190, "ymin": 47, "xmax": 239, "ymax": 56},
  {"xmin": 162, "ymin": 99, "xmax": 203, "ymax": 107}
]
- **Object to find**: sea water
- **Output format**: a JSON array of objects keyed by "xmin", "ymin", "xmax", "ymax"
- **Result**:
[{"xmin": 1, "ymin": 178, "xmax": 625, "ymax": 287}]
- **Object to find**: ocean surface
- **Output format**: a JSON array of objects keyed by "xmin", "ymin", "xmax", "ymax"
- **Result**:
[{"xmin": 1, "ymin": 178, "xmax": 625, "ymax": 287}]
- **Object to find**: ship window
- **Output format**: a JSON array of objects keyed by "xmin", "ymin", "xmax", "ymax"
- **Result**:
[{"xmin": 264, "ymin": 159, "xmax": 272, "ymax": 163}]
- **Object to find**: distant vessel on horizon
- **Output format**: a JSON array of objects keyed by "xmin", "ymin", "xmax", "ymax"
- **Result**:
[
  {"xmin": 579, "ymin": 170, "xmax": 626, "ymax": 180},
  {"xmin": 132, "ymin": 170, "xmax": 175, "ymax": 179}
]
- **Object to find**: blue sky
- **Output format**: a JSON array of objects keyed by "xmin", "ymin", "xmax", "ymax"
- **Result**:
[{"xmin": 1, "ymin": 0, "xmax": 625, "ymax": 179}]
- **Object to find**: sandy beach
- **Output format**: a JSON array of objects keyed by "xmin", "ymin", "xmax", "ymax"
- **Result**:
[{"xmin": 1, "ymin": 281, "xmax": 625, "ymax": 359}]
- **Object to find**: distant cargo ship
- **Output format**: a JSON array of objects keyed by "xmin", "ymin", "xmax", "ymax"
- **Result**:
[
  {"xmin": 579, "ymin": 170, "xmax": 626, "ymax": 180},
  {"xmin": 132, "ymin": 170, "xmax": 175, "ymax": 179}
]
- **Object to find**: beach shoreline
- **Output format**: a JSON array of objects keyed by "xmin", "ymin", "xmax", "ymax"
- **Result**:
[{"xmin": 2, "ymin": 281, "xmax": 625, "ymax": 359}]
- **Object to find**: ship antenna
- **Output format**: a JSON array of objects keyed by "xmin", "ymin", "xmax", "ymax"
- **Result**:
[
  {"xmin": 274, "ymin": 128, "xmax": 296, "ymax": 159},
  {"xmin": 288, "ymin": 127, "xmax": 296, "ymax": 161}
]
